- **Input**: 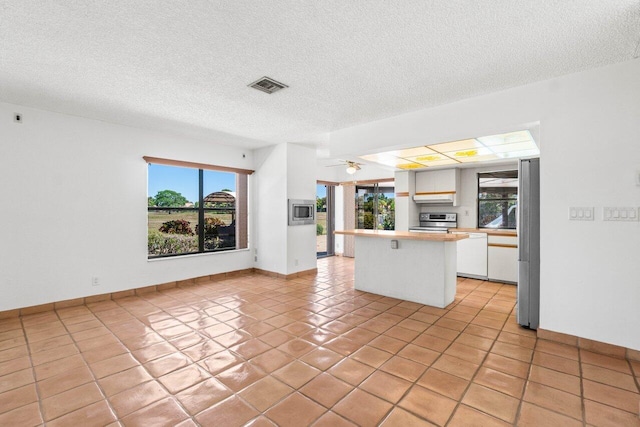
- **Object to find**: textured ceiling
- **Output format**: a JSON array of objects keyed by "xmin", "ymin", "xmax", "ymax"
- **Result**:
[{"xmin": 0, "ymin": 1, "xmax": 638, "ymax": 149}]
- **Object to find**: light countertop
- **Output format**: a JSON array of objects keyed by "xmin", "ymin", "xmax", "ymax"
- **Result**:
[
  {"xmin": 448, "ymin": 228, "xmax": 517, "ymax": 237},
  {"xmin": 335, "ymin": 229, "xmax": 469, "ymax": 242}
]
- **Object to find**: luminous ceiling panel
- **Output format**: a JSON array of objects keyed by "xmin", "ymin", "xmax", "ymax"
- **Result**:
[{"xmin": 360, "ymin": 130, "xmax": 538, "ymax": 170}]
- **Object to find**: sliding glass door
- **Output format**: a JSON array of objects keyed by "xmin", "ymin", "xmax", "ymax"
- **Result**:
[
  {"xmin": 317, "ymin": 184, "xmax": 335, "ymax": 257},
  {"xmin": 356, "ymin": 184, "xmax": 395, "ymax": 230}
]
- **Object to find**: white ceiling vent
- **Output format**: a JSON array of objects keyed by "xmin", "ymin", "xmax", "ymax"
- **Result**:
[{"xmin": 249, "ymin": 77, "xmax": 288, "ymax": 94}]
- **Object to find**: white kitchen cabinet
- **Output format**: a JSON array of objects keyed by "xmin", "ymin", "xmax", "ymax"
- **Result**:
[
  {"xmin": 415, "ymin": 169, "xmax": 460, "ymax": 205},
  {"xmin": 487, "ymin": 235, "xmax": 518, "ymax": 283},
  {"xmin": 454, "ymin": 232, "xmax": 487, "ymax": 279}
]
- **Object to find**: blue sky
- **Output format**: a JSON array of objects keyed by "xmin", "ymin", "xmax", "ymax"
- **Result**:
[
  {"xmin": 148, "ymin": 164, "xmax": 236, "ymax": 203},
  {"xmin": 317, "ymin": 184, "xmax": 326, "ymax": 198}
]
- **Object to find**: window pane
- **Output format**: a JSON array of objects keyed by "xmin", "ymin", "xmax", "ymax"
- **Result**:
[
  {"xmin": 203, "ymin": 170, "xmax": 237, "ymax": 252},
  {"xmin": 478, "ymin": 171, "xmax": 518, "ymax": 229},
  {"xmin": 148, "ymin": 165, "xmax": 198, "ymax": 257},
  {"xmin": 317, "ymin": 184, "xmax": 327, "ymax": 254},
  {"xmin": 148, "ymin": 209, "xmax": 199, "ymax": 256}
]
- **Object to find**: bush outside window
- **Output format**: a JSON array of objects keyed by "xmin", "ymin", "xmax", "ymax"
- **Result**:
[{"xmin": 147, "ymin": 161, "xmax": 249, "ymax": 258}]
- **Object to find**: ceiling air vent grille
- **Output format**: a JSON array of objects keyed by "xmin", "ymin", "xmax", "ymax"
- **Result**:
[{"xmin": 249, "ymin": 77, "xmax": 288, "ymax": 94}]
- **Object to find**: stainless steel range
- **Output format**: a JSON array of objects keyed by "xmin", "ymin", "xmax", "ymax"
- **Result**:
[{"xmin": 409, "ymin": 213, "xmax": 457, "ymax": 233}]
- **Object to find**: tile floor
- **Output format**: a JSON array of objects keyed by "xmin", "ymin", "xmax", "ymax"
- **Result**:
[{"xmin": 0, "ymin": 256, "xmax": 639, "ymax": 426}]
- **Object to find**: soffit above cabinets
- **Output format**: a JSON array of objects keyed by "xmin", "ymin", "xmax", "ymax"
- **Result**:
[{"xmin": 360, "ymin": 130, "xmax": 539, "ymax": 170}]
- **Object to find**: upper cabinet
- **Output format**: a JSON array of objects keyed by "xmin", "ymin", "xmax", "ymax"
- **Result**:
[{"xmin": 414, "ymin": 169, "xmax": 460, "ymax": 205}]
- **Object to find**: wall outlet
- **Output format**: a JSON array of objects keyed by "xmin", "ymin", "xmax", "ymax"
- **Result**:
[
  {"xmin": 568, "ymin": 207, "xmax": 594, "ymax": 221},
  {"xmin": 294, "ymin": 259, "xmax": 299, "ymax": 266},
  {"xmin": 254, "ymin": 256, "xmax": 257, "ymax": 262},
  {"xmin": 14, "ymin": 113, "xmax": 22, "ymax": 123},
  {"xmin": 91, "ymin": 276, "xmax": 100, "ymax": 286},
  {"xmin": 603, "ymin": 207, "xmax": 638, "ymax": 221}
]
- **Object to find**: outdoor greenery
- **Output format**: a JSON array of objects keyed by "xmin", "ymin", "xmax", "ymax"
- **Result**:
[
  {"xmin": 148, "ymin": 230, "xmax": 197, "ymax": 255},
  {"xmin": 159, "ymin": 219, "xmax": 194, "ymax": 235},
  {"xmin": 195, "ymin": 217, "xmax": 226, "ymax": 235},
  {"xmin": 358, "ymin": 193, "xmax": 395, "ymax": 230},
  {"xmin": 316, "ymin": 196, "xmax": 326, "ymax": 212},
  {"xmin": 149, "ymin": 189, "xmax": 190, "ymax": 207},
  {"xmin": 317, "ymin": 223, "xmax": 324, "ymax": 236}
]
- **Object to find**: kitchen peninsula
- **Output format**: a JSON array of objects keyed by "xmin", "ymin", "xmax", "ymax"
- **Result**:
[{"xmin": 335, "ymin": 230, "xmax": 468, "ymax": 308}]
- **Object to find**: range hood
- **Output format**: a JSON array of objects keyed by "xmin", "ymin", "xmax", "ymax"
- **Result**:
[{"xmin": 413, "ymin": 193, "xmax": 456, "ymax": 204}]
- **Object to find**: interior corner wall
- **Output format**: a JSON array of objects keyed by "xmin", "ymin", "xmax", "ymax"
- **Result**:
[
  {"xmin": 286, "ymin": 143, "xmax": 317, "ymax": 274},
  {"xmin": 0, "ymin": 101, "xmax": 255, "ymax": 311},
  {"xmin": 253, "ymin": 144, "xmax": 288, "ymax": 275},
  {"xmin": 330, "ymin": 59, "xmax": 640, "ymax": 351},
  {"xmin": 254, "ymin": 143, "xmax": 317, "ymax": 276}
]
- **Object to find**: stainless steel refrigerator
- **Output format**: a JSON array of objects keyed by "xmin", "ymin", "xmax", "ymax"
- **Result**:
[{"xmin": 517, "ymin": 158, "xmax": 540, "ymax": 329}]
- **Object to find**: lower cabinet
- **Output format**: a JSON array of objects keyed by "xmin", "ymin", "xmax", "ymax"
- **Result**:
[
  {"xmin": 455, "ymin": 233, "xmax": 487, "ymax": 279},
  {"xmin": 487, "ymin": 235, "xmax": 518, "ymax": 283}
]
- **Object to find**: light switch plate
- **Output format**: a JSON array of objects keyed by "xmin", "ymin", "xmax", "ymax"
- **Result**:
[
  {"xmin": 568, "ymin": 207, "xmax": 594, "ymax": 221},
  {"xmin": 603, "ymin": 207, "xmax": 639, "ymax": 221}
]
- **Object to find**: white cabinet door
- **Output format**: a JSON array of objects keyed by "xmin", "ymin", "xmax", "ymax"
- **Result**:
[
  {"xmin": 415, "ymin": 169, "xmax": 459, "ymax": 193},
  {"xmin": 456, "ymin": 233, "xmax": 487, "ymax": 279},
  {"xmin": 487, "ymin": 235, "xmax": 518, "ymax": 283}
]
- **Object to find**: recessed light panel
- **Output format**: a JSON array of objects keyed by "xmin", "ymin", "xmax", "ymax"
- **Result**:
[{"xmin": 359, "ymin": 130, "xmax": 538, "ymax": 171}]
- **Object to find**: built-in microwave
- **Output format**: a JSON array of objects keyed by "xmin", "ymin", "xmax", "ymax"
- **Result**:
[{"xmin": 288, "ymin": 199, "xmax": 315, "ymax": 225}]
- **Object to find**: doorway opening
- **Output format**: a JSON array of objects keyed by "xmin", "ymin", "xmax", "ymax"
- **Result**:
[
  {"xmin": 317, "ymin": 183, "xmax": 335, "ymax": 258},
  {"xmin": 356, "ymin": 183, "xmax": 395, "ymax": 230}
]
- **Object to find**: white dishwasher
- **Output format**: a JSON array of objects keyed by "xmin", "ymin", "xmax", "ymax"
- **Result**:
[{"xmin": 453, "ymin": 232, "xmax": 488, "ymax": 280}]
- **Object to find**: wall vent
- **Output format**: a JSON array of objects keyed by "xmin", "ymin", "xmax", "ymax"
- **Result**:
[{"xmin": 249, "ymin": 77, "xmax": 288, "ymax": 94}]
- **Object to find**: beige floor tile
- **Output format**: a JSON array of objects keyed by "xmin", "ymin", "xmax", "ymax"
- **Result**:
[
  {"xmin": 158, "ymin": 363, "xmax": 210, "ymax": 394},
  {"xmin": 431, "ymin": 354, "xmax": 479, "ymax": 381},
  {"xmin": 581, "ymin": 363, "xmax": 638, "ymax": 392},
  {"xmin": 99, "ymin": 366, "xmax": 153, "ymax": 397},
  {"xmin": 239, "ymin": 376, "xmax": 294, "ymax": 412},
  {"xmin": 41, "ymin": 382, "xmax": 104, "ymax": 421},
  {"xmin": 0, "ymin": 383, "xmax": 37, "ymax": 415},
  {"xmin": 37, "ymin": 364, "xmax": 94, "ymax": 398},
  {"xmin": 299, "ymin": 372, "xmax": 352, "ymax": 408},
  {"xmin": 584, "ymin": 399, "xmax": 640, "ymax": 427},
  {"xmin": 265, "ymin": 392, "xmax": 326, "ymax": 426},
  {"xmin": 473, "ymin": 366, "xmax": 525, "ymax": 398},
  {"xmin": 462, "ymin": 383, "xmax": 520, "ymax": 423},
  {"xmin": 216, "ymin": 362, "xmax": 266, "ymax": 392},
  {"xmin": 417, "ymin": 368, "xmax": 469, "ymax": 400},
  {"xmin": 398, "ymin": 385, "xmax": 457, "ymax": 425},
  {"xmin": 528, "ymin": 364, "xmax": 581, "ymax": 395},
  {"xmin": 120, "ymin": 397, "xmax": 189, "ymax": 427},
  {"xmin": 272, "ymin": 360, "xmax": 321, "ymax": 389},
  {"xmin": 333, "ymin": 388, "xmax": 393, "ymax": 426},
  {"xmin": 517, "ymin": 401, "xmax": 583, "ymax": 427},
  {"xmin": 327, "ymin": 357, "xmax": 375, "ymax": 386},
  {"xmin": 582, "ymin": 378, "xmax": 640, "ymax": 413},
  {"xmin": 108, "ymin": 380, "xmax": 168, "ymax": 418},
  {"xmin": 312, "ymin": 410, "xmax": 357, "ymax": 427},
  {"xmin": 176, "ymin": 377, "xmax": 233, "ymax": 415},
  {"xmin": 380, "ymin": 407, "xmax": 438, "ymax": 426},
  {"xmin": 46, "ymin": 400, "xmax": 117, "ymax": 427},
  {"xmin": 448, "ymin": 404, "xmax": 511, "ymax": 427},
  {"xmin": 523, "ymin": 381, "xmax": 583, "ymax": 420},
  {"xmin": 0, "ymin": 402, "xmax": 42, "ymax": 426},
  {"xmin": 196, "ymin": 395, "xmax": 259, "ymax": 426}
]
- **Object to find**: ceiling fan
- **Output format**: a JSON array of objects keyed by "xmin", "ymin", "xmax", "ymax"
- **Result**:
[{"xmin": 326, "ymin": 160, "xmax": 362, "ymax": 174}]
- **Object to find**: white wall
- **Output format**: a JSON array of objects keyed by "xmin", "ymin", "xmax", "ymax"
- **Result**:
[
  {"xmin": 286, "ymin": 144, "xmax": 317, "ymax": 273},
  {"xmin": 254, "ymin": 143, "xmax": 316, "ymax": 275},
  {"xmin": 0, "ymin": 102, "xmax": 256, "ymax": 311},
  {"xmin": 253, "ymin": 144, "xmax": 288, "ymax": 275},
  {"xmin": 331, "ymin": 59, "xmax": 640, "ymax": 351}
]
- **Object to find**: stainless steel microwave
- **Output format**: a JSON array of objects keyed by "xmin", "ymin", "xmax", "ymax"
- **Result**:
[{"xmin": 288, "ymin": 199, "xmax": 315, "ymax": 225}]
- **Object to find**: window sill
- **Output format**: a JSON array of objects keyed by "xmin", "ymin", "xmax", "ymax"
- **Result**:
[{"xmin": 147, "ymin": 247, "xmax": 250, "ymax": 262}]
